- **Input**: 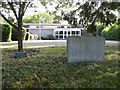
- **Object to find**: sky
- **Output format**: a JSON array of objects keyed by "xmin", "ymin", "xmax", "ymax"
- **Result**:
[
  {"xmin": 24, "ymin": 0, "xmax": 46, "ymax": 16},
  {"xmin": 24, "ymin": 0, "xmax": 85, "ymax": 16},
  {"xmin": 24, "ymin": 0, "xmax": 119, "ymax": 18}
]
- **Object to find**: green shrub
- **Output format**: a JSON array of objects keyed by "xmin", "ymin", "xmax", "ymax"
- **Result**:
[
  {"xmin": 12, "ymin": 27, "xmax": 27, "ymax": 41},
  {"xmin": 46, "ymin": 34, "xmax": 55, "ymax": 40},
  {"xmin": 87, "ymin": 24, "xmax": 96, "ymax": 33},
  {"xmin": 22, "ymin": 28, "xmax": 27, "ymax": 40},
  {"xmin": 86, "ymin": 24, "xmax": 97, "ymax": 36},
  {"xmin": 1, "ymin": 24, "xmax": 12, "ymax": 42},
  {"xmin": 25, "ymin": 32, "xmax": 30, "ymax": 40},
  {"xmin": 102, "ymin": 24, "xmax": 120, "ymax": 41},
  {"xmin": 96, "ymin": 24, "xmax": 106, "ymax": 36},
  {"xmin": 33, "ymin": 34, "xmax": 38, "ymax": 40},
  {"xmin": 30, "ymin": 34, "xmax": 34, "ymax": 40},
  {"xmin": 41, "ymin": 34, "xmax": 55, "ymax": 40}
]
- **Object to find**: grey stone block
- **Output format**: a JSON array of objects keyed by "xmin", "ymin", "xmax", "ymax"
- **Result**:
[
  {"xmin": 67, "ymin": 36, "xmax": 105, "ymax": 62},
  {"xmin": 15, "ymin": 52, "xmax": 27, "ymax": 58}
]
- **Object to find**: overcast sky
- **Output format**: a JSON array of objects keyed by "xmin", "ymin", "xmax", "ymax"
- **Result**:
[
  {"xmin": 24, "ymin": 0, "xmax": 119, "ymax": 18},
  {"xmin": 24, "ymin": 0, "xmax": 46, "ymax": 16},
  {"xmin": 24, "ymin": 0, "xmax": 85, "ymax": 16}
]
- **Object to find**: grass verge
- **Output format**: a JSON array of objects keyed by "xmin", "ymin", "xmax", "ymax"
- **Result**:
[{"xmin": 2, "ymin": 46, "xmax": 120, "ymax": 88}]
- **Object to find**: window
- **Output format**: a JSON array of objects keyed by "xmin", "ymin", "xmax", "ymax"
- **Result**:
[
  {"xmin": 64, "ymin": 31, "xmax": 67, "ymax": 35},
  {"xmin": 59, "ymin": 31, "xmax": 63, "ymax": 34},
  {"xmin": 72, "ymin": 31, "xmax": 75, "ymax": 36},
  {"xmin": 68, "ymin": 31, "xmax": 70, "ymax": 35},
  {"xmin": 55, "ymin": 31, "xmax": 58, "ymax": 34},
  {"xmin": 59, "ymin": 35, "xmax": 63, "ymax": 38},
  {"xmin": 76, "ymin": 31, "xmax": 79, "ymax": 34},
  {"xmin": 54, "ymin": 28, "xmax": 82, "ymax": 40},
  {"xmin": 55, "ymin": 35, "xmax": 58, "ymax": 38}
]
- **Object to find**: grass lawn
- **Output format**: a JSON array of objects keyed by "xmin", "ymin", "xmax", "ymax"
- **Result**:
[{"xmin": 2, "ymin": 46, "xmax": 120, "ymax": 88}]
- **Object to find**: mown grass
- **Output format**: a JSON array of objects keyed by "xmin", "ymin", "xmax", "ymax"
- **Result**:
[{"xmin": 2, "ymin": 46, "xmax": 120, "ymax": 88}]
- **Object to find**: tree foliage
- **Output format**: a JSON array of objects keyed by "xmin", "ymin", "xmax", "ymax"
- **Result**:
[
  {"xmin": 0, "ymin": 0, "xmax": 32, "ymax": 52},
  {"xmin": 40, "ymin": 1, "xmax": 120, "ymax": 27},
  {"xmin": 39, "ymin": 0, "xmax": 75, "ymax": 24},
  {"xmin": 102, "ymin": 23, "xmax": 120, "ymax": 40},
  {"xmin": 75, "ymin": 2, "xmax": 120, "ymax": 26},
  {"xmin": 23, "ymin": 12, "xmax": 55, "ymax": 24}
]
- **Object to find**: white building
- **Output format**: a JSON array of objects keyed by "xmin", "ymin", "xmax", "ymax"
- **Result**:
[{"xmin": 23, "ymin": 23, "xmax": 84, "ymax": 40}]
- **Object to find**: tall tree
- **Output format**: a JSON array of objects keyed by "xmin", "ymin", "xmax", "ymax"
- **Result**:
[
  {"xmin": 41, "ymin": 1, "xmax": 120, "ymax": 27},
  {"xmin": 0, "ymin": 0, "xmax": 32, "ymax": 52},
  {"xmin": 39, "ymin": 0, "xmax": 75, "ymax": 23},
  {"xmin": 71, "ymin": 1, "xmax": 120, "ymax": 27},
  {"xmin": 23, "ymin": 12, "xmax": 55, "ymax": 24}
]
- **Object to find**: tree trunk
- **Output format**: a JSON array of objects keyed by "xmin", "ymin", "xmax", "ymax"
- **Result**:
[
  {"xmin": 18, "ymin": 17, "xmax": 23, "ymax": 52},
  {"xmin": 18, "ymin": 30, "xmax": 23, "ymax": 52}
]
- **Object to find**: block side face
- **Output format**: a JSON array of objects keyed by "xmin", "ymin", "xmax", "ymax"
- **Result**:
[
  {"xmin": 15, "ymin": 52, "xmax": 27, "ymax": 58},
  {"xmin": 67, "ymin": 36, "xmax": 105, "ymax": 62}
]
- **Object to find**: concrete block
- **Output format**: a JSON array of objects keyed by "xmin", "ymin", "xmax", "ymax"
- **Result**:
[
  {"xmin": 15, "ymin": 52, "xmax": 27, "ymax": 58},
  {"xmin": 67, "ymin": 36, "xmax": 105, "ymax": 62}
]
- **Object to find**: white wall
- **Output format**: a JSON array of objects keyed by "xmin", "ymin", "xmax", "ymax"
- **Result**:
[
  {"xmin": 28, "ymin": 29, "xmax": 54, "ymax": 39},
  {"xmin": 41, "ymin": 29, "xmax": 54, "ymax": 37},
  {"xmin": 28, "ymin": 28, "xmax": 84, "ymax": 40}
]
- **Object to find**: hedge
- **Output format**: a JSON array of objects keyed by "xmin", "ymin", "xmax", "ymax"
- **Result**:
[
  {"xmin": 41, "ymin": 34, "xmax": 55, "ymax": 40},
  {"xmin": 0, "ymin": 24, "xmax": 12, "ymax": 42},
  {"xmin": 12, "ymin": 27, "xmax": 27, "ymax": 41},
  {"xmin": 96, "ymin": 24, "xmax": 106, "ymax": 36},
  {"xmin": 102, "ymin": 24, "xmax": 120, "ymax": 41},
  {"xmin": 25, "ymin": 32, "xmax": 30, "ymax": 40}
]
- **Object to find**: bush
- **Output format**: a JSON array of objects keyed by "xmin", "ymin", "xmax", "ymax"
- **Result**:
[
  {"xmin": 86, "ymin": 24, "xmax": 97, "ymax": 36},
  {"xmin": 87, "ymin": 24, "xmax": 96, "ymax": 33},
  {"xmin": 12, "ymin": 27, "xmax": 27, "ymax": 41},
  {"xmin": 1, "ymin": 24, "xmax": 12, "ymax": 42},
  {"xmin": 22, "ymin": 28, "xmax": 27, "ymax": 40},
  {"xmin": 33, "ymin": 34, "xmax": 38, "ymax": 40},
  {"xmin": 25, "ymin": 32, "xmax": 30, "ymax": 40},
  {"xmin": 30, "ymin": 34, "xmax": 34, "ymax": 40},
  {"xmin": 96, "ymin": 24, "xmax": 106, "ymax": 36},
  {"xmin": 41, "ymin": 34, "xmax": 55, "ymax": 40},
  {"xmin": 102, "ymin": 24, "xmax": 120, "ymax": 41}
]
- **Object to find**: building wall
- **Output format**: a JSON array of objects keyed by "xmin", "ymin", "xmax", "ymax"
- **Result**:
[
  {"xmin": 25, "ymin": 24, "xmax": 84, "ymax": 40},
  {"xmin": 28, "ymin": 28, "xmax": 85, "ymax": 40},
  {"xmin": 41, "ymin": 29, "xmax": 54, "ymax": 37},
  {"xmin": 28, "ymin": 29, "xmax": 54, "ymax": 39}
]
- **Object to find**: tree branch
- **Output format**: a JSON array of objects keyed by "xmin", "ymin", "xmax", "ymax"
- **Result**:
[
  {"xmin": 8, "ymin": 2, "xmax": 18, "ymax": 20},
  {"xmin": 22, "ymin": 2, "xmax": 31, "ymax": 17},
  {"xmin": 0, "ymin": 12, "xmax": 18, "ymax": 29},
  {"xmin": 18, "ymin": 2, "xmax": 22, "ymax": 19},
  {"xmin": 21, "ymin": 2, "xmax": 26, "ymax": 17}
]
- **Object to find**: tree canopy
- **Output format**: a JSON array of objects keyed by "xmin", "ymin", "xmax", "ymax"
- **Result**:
[
  {"xmin": 0, "ymin": 0, "xmax": 32, "ymax": 52},
  {"xmin": 40, "ymin": 1, "xmax": 120, "ymax": 27},
  {"xmin": 23, "ymin": 12, "xmax": 55, "ymax": 24}
]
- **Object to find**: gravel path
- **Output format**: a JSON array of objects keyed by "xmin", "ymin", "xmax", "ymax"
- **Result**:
[{"xmin": 0, "ymin": 40, "xmax": 119, "ymax": 49}]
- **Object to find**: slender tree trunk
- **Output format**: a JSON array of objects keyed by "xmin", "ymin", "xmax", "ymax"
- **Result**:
[
  {"xmin": 18, "ymin": 17, "xmax": 23, "ymax": 52},
  {"xmin": 18, "ymin": 29, "xmax": 23, "ymax": 52}
]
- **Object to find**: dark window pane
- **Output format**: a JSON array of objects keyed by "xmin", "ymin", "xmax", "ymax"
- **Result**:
[
  {"xmin": 72, "ymin": 31, "xmax": 75, "ymax": 34},
  {"xmin": 56, "ymin": 36, "xmax": 58, "ymax": 38},
  {"xmin": 59, "ymin": 35, "xmax": 63, "ymax": 38},
  {"xmin": 64, "ymin": 31, "xmax": 67, "ymax": 34},
  {"xmin": 68, "ymin": 31, "xmax": 70, "ymax": 35},
  {"xmin": 59, "ymin": 31, "xmax": 63, "ymax": 34},
  {"xmin": 76, "ymin": 31, "xmax": 79, "ymax": 34},
  {"xmin": 55, "ymin": 31, "xmax": 58, "ymax": 34}
]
